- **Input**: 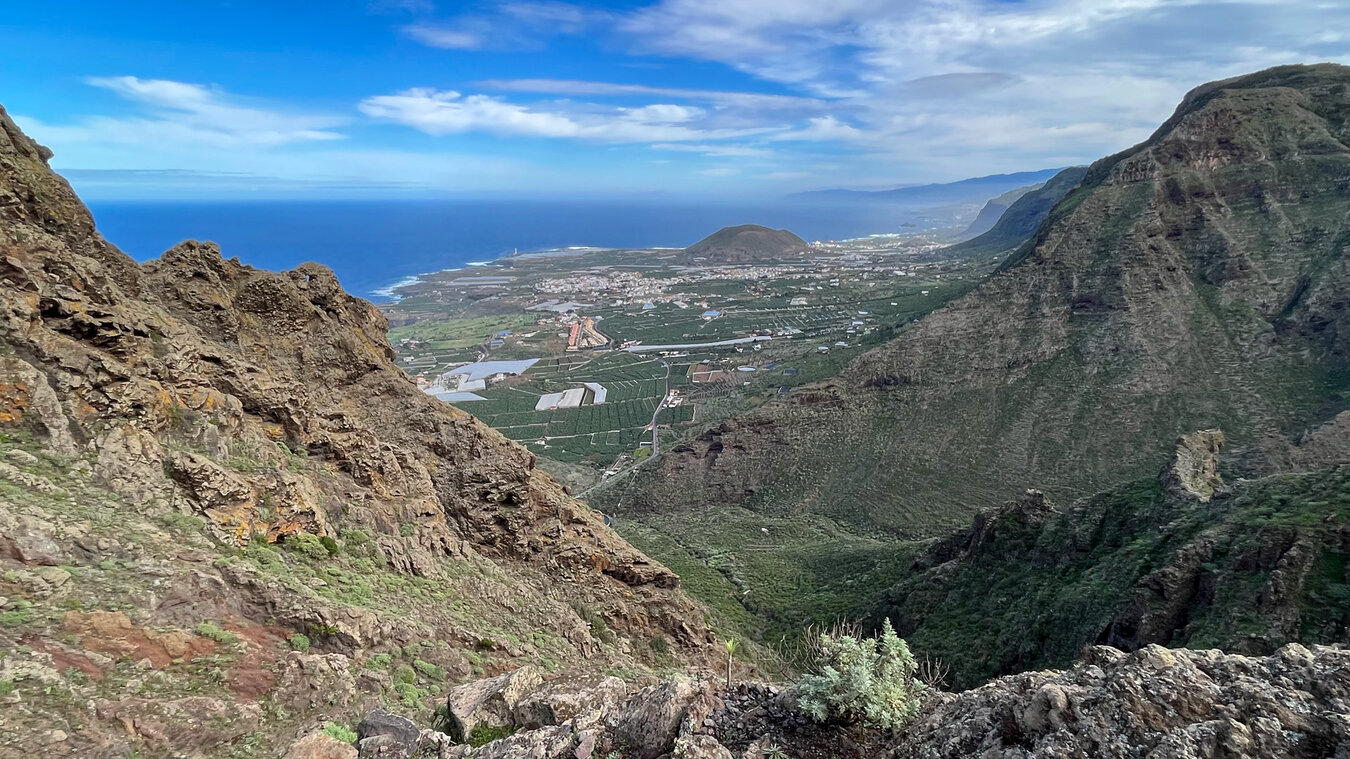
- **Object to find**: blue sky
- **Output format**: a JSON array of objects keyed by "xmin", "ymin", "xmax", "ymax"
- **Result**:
[{"xmin": 2, "ymin": 0, "xmax": 1347, "ymax": 199}]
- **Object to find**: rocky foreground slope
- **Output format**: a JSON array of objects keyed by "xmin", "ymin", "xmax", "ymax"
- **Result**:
[
  {"xmin": 0, "ymin": 104, "xmax": 715, "ymax": 757},
  {"xmin": 342, "ymin": 641, "xmax": 1350, "ymax": 759},
  {"xmin": 609, "ymin": 64, "xmax": 1350, "ymax": 548}
]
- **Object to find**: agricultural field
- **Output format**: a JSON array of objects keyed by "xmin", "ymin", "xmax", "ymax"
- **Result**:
[{"xmin": 382, "ymin": 237, "xmax": 986, "ymax": 482}]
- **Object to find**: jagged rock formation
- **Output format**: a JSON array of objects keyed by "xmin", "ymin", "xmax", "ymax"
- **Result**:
[
  {"xmin": 0, "ymin": 104, "xmax": 714, "ymax": 757},
  {"xmin": 682, "ymin": 225, "xmax": 810, "ymax": 264},
  {"xmin": 878, "ymin": 431, "xmax": 1350, "ymax": 688},
  {"xmin": 342, "ymin": 643, "xmax": 1350, "ymax": 759},
  {"xmin": 612, "ymin": 64, "xmax": 1350, "ymax": 542},
  {"xmin": 896, "ymin": 643, "xmax": 1350, "ymax": 759}
]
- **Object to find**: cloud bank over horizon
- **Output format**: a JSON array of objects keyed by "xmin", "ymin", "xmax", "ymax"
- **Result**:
[{"xmin": 3, "ymin": 0, "xmax": 1347, "ymax": 198}]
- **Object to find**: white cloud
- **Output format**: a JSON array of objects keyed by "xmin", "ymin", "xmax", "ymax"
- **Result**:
[
  {"xmin": 770, "ymin": 115, "xmax": 862, "ymax": 142},
  {"xmin": 475, "ymin": 78, "xmax": 826, "ymax": 112},
  {"xmin": 42, "ymin": 76, "xmax": 347, "ymax": 149},
  {"xmin": 611, "ymin": 0, "xmax": 1350, "ymax": 179},
  {"xmin": 501, "ymin": 2, "xmax": 606, "ymax": 33},
  {"xmin": 698, "ymin": 167, "xmax": 739, "ymax": 176},
  {"xmin": 403, "ymin": 2, "xmax": 607, "ymax": 51},
  {"xmin": 360, "ymin": 89, "xmax": 580, "ymax": 137},
  {"xmin": 652, "ymin": 143, "xmax": 772, "ymax": 157},
  {"xmin": 622, "ymin": 104, "xmax": 704, "ymax": 123},
  {"xmin": 403, "ymin": 24, "xmax": 483, "ymax": 49},
  {"xmin": 359, "ymin": 88, "xmax": 779, "ymax": 142}
]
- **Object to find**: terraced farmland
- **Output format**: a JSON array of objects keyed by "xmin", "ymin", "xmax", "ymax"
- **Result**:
[{"xmin": 450, "ymin": 353, "xmax": 694, "ymax": 464}]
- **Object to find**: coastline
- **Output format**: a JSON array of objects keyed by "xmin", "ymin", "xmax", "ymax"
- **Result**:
[{"xmin": 371, "ymin": 227, "xmax": 945, "ymax": 304}]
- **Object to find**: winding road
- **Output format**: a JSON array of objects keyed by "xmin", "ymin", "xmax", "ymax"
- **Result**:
[{"xmin": 648, "ymin": 358, "xmax": 671, "ymax": 457}]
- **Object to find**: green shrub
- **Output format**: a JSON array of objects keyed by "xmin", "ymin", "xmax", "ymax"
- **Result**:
[
  {"xmin": 322, "ymin": 721, "xmax": 358, "ymax": 743},
  {"xmin": 0, "ymin": 602, "xmax": 35, "ymax": 627},
  {"xmin": 796, "ymin": 619, "xmax": 924, "ymax": 730},
  {"xmin": 288, "ymin": 633, "xmax": 311, "ymax": 653},
  {"xmin": 468, "ymin": 724, "xmax": 518, "ymax": 747},
  {"xmin": 414, "ymin": 659, "xmax": 447, "ymax": 681},
  {"xmin": 394, "ymin": 681, "xmax": 426, "ymax": 709},
  {"xmin": 195, "ymin": 622, "xmax": 238, "ymax": 644},
  {"xmin": 341, "ymin": 529, "xmax": 371, "ymax": 546},
  {"xmin": 287, "ymin": 533, "xmax": 331, "ymax": 561}
]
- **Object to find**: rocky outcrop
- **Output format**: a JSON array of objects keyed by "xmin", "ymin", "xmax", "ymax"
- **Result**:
[
  {"xmin": 356, "ymin": 709, "xmax": 421, "ymax": 759},
  {"xmin": 1162, "ymin": 429, "xmax": 1225, "ymax": 501},
  {"xmin": 896, "ymin": 643, "xmax": 1350, "ymax": 759},
  {"xmin": 0, "ymin": 103, "xmax": 713, "ymax": 758},
  {"xmin": 442, "ymin": 666, "xmax": 544, "ymax": 742},
  {"xmin": 880, "ymin": 436, "xmax": 1350, "ymax": 687},
  {"xmin": 369, "ymin": 643, "xmax": 1350, "ymax": 759}
]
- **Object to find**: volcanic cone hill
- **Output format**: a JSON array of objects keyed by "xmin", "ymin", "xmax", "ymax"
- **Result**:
[{"xmin": 682, "ymin": 225, "xmax": 811, "ymax": 264}]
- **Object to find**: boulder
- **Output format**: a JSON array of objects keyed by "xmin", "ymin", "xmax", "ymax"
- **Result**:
[
  {"xmin": 512, "ymin": 674, "xmax": 627, "ymax": 729},
  {"xmin": 894, "ymin": 643, "xmax": 1350, "ymax": 758},
  {"xmin": 356, "ymin": 709, "xmax": 421, "ymax": 759},
  {"xmin": 611, "ymin": 678, "xmax": 699, "ymax": 759},
  {"xmin": 672, "ymin": 734, "xmax": 734, "ymax": 759},
  {"xmin": 442, "ymin": 666, "xmax": 542, "ymax": 743},
  {"xmin": 285, "ymin": 732, "xmax": 359, "ymax": 759}
]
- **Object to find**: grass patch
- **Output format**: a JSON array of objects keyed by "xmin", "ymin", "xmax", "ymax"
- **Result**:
[
  {"xmin": 468, "ymin": 724, "xmax": 519, "ymax": 747},
  {"xmin": 195, "ymin": 622, "xmax": 238, "ymax": 645}
]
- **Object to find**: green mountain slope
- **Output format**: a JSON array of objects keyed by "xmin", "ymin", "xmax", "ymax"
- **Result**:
[{"xmin": 879, "ymin": 431, "xmax": 1350, "ymax": 688}]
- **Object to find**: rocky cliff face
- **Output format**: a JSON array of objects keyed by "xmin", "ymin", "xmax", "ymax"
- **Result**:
[
  {"xmin": 878, "ymin": 429, "xmax": 1350, "ymax": 688},
  {"xmin": 0, "ymin": 104, "xmax": 713, "ymax": 758},
  {"xmin": 614, "ymin": 64, "xmax": 1350, "ymax": 539}
]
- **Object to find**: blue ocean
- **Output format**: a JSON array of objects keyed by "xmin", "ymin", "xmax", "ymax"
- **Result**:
[{"xmin": 86, "ymin": 199, "xmax": 942, "ymax": 301}]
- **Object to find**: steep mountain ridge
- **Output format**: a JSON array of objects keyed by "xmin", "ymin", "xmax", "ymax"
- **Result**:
[
  {"xmin": 945, "ymin": 165, "xmax": 1089, "ymax": 259},
  {"xmin": 957, "ymin": 182, "xmax": 1043, "ymax": 239},
  {"xmin": 0, "ymin": 104, "xmax": 713, "ymax": 757},
  {"xmin": 879, "ymin": 430, "xmax": 1350, "ymax": 688},
  {"xmin": 611, "ymin": 64, "xmax": 1350, "ymax": 543}
]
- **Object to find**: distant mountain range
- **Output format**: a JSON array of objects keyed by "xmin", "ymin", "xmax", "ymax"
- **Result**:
[
  {"xmin": 957, "ymin": 183, "xmax": 1043, "ymax": 239},
  {"xmin": 788, "ymin": 168, "xmax": 1065, "ymax": 207},
  {"xmin": 945, "ymin": 166, "xmax": 1089, "ymax": 259}
]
